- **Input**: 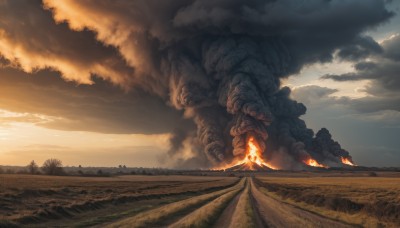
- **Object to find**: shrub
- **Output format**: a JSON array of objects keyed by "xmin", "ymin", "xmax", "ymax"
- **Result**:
[
  {"xmin": 42, "ymin": 158, "xmax": 65, "ymax": 175},
  {"xmin": 27, "ymin": 160, "xmax": 39, "ymax": 174}
]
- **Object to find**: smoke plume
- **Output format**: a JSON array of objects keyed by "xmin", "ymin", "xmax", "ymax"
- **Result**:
[
  {"xmin": 310, "ymin": 128, "xmax": 353, "ymax": 166},
  {"xmin": 1, "ymin": 0, "xmax": 393, "ymax": 169}
]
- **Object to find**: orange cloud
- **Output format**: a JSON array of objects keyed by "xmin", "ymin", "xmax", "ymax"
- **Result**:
[
  {"xmin": 0, "ymin": 1, "xmax": 134, "ymax": 89},
  {"xmin": 43, "ymin": 0, "xmax": 174, "ymax": 96}
]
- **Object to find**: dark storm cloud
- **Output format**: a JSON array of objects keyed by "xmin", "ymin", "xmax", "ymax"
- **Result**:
[
  {"xmin": 293, "ymin": 85, "xmax": 400, "ymax": 114},
  {"xmin": 336, "ymin": 36, "xmax": 383, "ymax": 61},
  {"xmin": 347, "ymin": 97, "xmax": 400, "ymax": 113},
  {"xmin": 0, "ymin": 0, "xmax": 394, "ymax": 168},
  {"xmin": 382, "ymin": 34, "xmax": 400, "ymax": 61},
  {"xmin": 322, "ymin": 34, "xmax": 400, "ymax": 88},
  {"xmin": 322, "ymin": 60, "xmax": 400, "ymax": 92},
  {"xmin": 0, "ymin": 67, "xmax": 190, "ymax": 134},
  {"xmin": 41, "ymin": 0, "xmax": 393, "ymax": 81},
  {"xmin": 322, "ymin": 34, "xmax": 400, "ymax": 113}
]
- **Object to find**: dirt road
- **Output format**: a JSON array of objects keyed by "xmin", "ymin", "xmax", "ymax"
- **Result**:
[
  {"xmin": 213, "ymin": 178, "xmax": 353, "ymax": 228},
  {"xmin": 108, "ymin": 177, "xmax": 356, "ymax": 228},
  {"xmin": 249, "ymin": 179, "xmax": 354, "ymax": 228}
]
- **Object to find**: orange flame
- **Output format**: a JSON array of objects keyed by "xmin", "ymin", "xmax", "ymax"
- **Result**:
[
  {"xmin": 221, "ymin": 136, "xmax": 275, "ymax": 170},
  {"xmin": 341, "ymin": 157, "xmax": 356, "ymax": 166},
  {"xmin": 304, "ymin": 158, "xmax": 326, "ymax": 168}
]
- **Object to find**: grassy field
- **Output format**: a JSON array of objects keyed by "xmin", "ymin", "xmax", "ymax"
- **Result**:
[
  {"xmin": 0, "ymin": 174, "xmax": 238, "ymax": 227},
  {"xmin": 1, "ymin": 171, "xmax": 400, "ymax": 227},
  {"xmin": 107, "ymin": 178, "xmax": 245, "ymax": 228},
  {"xmin": 255, "ymin": 172, "xmax": 400, "ymax": 227},
  {"xmin": 228, "ymin": 179, "xmax": 256, "ymax": 228}
]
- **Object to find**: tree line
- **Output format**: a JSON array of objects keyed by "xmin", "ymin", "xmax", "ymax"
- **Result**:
[{"xmin": 0, "ymin": 159, "xmax": 65, "ymax": 176}]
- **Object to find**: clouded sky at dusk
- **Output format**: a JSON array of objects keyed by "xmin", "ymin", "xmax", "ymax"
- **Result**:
[{"xmin": 0, "ymin": 0, "xmax": 399, "ymax": 168}]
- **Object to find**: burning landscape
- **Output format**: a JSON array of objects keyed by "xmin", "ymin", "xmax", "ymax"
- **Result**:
[
  {"xmin": 1, "ymin": 0, "xmax": 400, "ymax": 227},
  {"xmin": 220, "ymin": 134, "xmax": 354, "ymax": 171},
  {"xmin": 223, "ymin": 136, "xmax": 276, "ymax": 171}
]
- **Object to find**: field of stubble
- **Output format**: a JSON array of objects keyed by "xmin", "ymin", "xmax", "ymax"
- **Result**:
[
  {"xmin": 0, "ymin": 171, "xmax": 399, "ymax": 228},
  {"xmin": 255, "ymin": 171, "xmax": 400, "ymax": 227},
  {"xmin": 0, "ymin": 174, "xmax": 238, "ymax": 227}
]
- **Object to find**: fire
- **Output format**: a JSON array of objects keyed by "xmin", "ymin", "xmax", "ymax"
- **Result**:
[
  {"xmin": 222, "ymin": 136, "xmax": 275, "ymax": 170},
  {"xmin": 304, "ymin": 158, "xmax": 326, "ymax": 168},
  {"xmin": 341, "ymin": 157, "xmax": 356, "ymax": 166}
]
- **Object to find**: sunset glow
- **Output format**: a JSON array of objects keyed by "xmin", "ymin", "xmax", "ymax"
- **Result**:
[
  {"xmin": 1, "ymin": 1, "xmax": 399, "ymax": 227},
  {"xmin": 0, "ymin": 109, "xmax": 169, "ymax": 166},
  {"xmin": 0, "ymin": 0, "xmax": 399, "ymax": 169}
]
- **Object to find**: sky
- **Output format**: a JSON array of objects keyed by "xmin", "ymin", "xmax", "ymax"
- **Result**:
[{"xmin": 0, "ymin": 0, "xmax": 399, "ymax": 168}]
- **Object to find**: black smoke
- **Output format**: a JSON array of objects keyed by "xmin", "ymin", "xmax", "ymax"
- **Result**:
[
  {"xmin": 310, "ymin": 128, "xmax": 353, "ymax": 165},
  {"xmin": 3, "ymin": 0, "xmax": 395, "ymax": 169},
  {"xmin": 150, "ymin": 0, "xmax": 391, "ymax": 168}
]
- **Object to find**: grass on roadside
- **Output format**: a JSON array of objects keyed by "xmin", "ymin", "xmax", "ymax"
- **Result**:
[
  {"xmin": 169, "ymin": 187, "xmax": 242, "ymax": 228},
  {"xmin": 74, "ymin": 196, "xmax": 183, "ymax": 227},
  {"xmin": 255, "ymin": 176, "xmax": 400, "ymax": 227},
  {"xmin": 107, "ymin": 178, "xmax": 245, "ymax": 228},
  {"xmin": 228, "ymin": 181, "xmax": 256, "ymax": 228},
  {"xmin": 256, "ymin": 184, "xmax": 395, "ymax": 228}
]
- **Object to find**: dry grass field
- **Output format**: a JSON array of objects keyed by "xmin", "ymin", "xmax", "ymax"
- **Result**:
[
  {"xmin": 255, "ymin": 172, "xmax": 400, "ymax": 227},
  {"xmin": 0, "ymin": 174, "xmax": 238, "ymax": 227},
  {"xmin": 1, "ymin": 171, "xmax": 399, "ymax": 228}
]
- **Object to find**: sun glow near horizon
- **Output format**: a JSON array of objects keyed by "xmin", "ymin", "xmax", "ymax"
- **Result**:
[{"xmin": 0, "ymin": 109, "xmax": 170, "ymax": 167}]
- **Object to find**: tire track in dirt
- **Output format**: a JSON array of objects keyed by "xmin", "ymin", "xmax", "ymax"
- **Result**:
[
  {"xmin": 212, "ymin": 190, "xmax": 242, "ymax": 227},
  {"xmin": 168, "ymin": 183, "xmax": 243, "ymax": 228},
  {"xmin": 105, "ymin": 177, "xmax": 358, "ymax": 228},
  {"xmin": 250, "ymin": 178, "xmax": 355, "ymax": 228},
  {"xmin": 228, "ymin": 177, "xmax": 261, "ymax": 228},
  {"xmin": 249, "ymin": 182, "xmax": 268, "ymax": 228},
  {"xmin": 106, "ymin": 178, "xmax": 245, "ymax": 228},
  {"xmin": 212, "ymin": 179, "xmax": 246, "ymax": 228}
]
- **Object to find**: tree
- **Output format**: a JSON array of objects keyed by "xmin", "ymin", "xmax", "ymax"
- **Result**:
[
  {"xmin": 27, "ymin": 160, "xmax": 39, "ymax": 174},
  {"xmin": 42, "ymin": 158, "xmax": 64, "ymax": 175}
]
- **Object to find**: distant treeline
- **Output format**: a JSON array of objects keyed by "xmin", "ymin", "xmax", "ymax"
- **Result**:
[
  {"xmin": 0, "ymin": 159, "xmax": 221, "ymax": 177},
  {"xmin": 1, "ymin": 159, "xmax": 399, "ymax": 177}
]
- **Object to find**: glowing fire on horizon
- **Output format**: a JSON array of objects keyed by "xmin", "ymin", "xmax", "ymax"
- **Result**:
[
  {"xmin": 304, "ymin": 158, "xmax": 326, "ymax": 168},
  {"xmin": 223, "ymin": 136, "xmax": 276, "ymax": 170},
  {"xmin": 341, "ymin": 157, "xmax": 356, "ymax": 166}
]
